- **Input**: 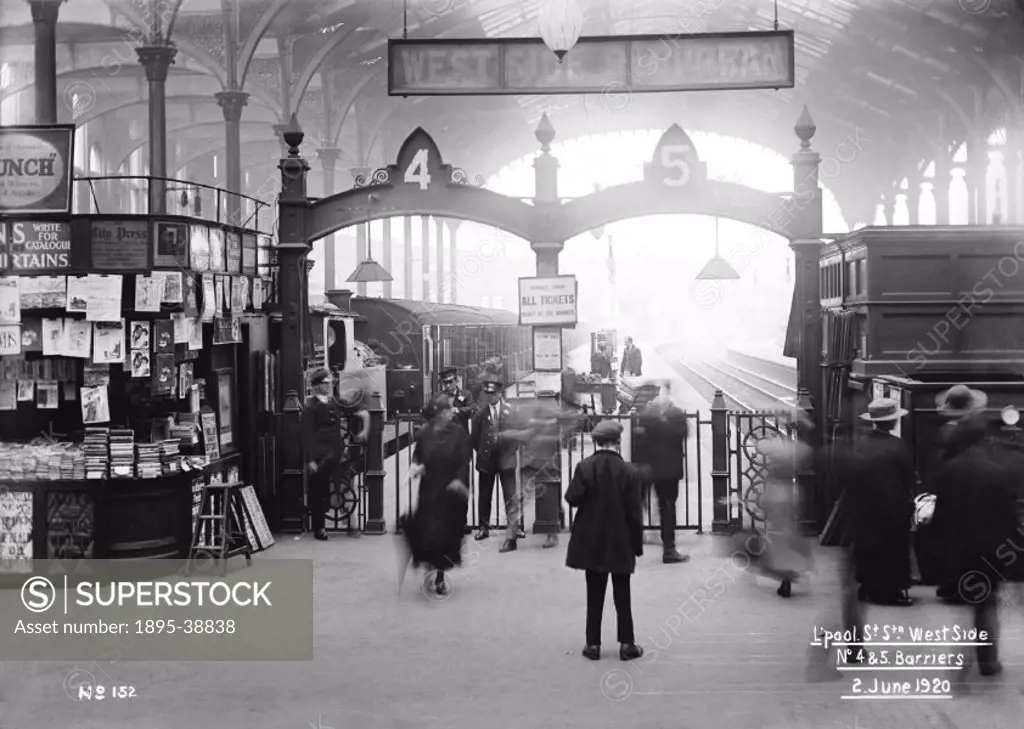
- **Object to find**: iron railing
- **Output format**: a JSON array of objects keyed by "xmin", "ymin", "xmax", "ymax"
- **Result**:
[{"xmin": 73, "ymin": 175, "xmax": 273, "ymax": 233}]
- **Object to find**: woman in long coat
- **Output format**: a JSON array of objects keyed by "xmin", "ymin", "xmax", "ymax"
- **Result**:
[{"xmin": 400, "ymin": 394, "xmax": 472, "ymax": 596}]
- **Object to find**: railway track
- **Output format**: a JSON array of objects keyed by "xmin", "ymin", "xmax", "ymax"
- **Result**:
[
  {"xmin": 711, "ymin": 360, "xmax": 798, "ymax": 407},
  {"xmin": 658, "ymin": 345, "xmax": 797, "ymax": 413},
  {"xmin": 725, "ymin": 350, "xmax": 797, "ymax": 387}
]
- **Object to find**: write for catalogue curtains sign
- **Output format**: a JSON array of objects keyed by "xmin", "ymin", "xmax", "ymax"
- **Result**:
[
  {"xmin": 0, "ymin": 220, "xmax": 73, "ymax": 271},
  {"xmin": 388, "ymin": 31, "xmax": 794, "ymax": 95},
  {"xmin": 90, "ymin": 219, "xmax": 150, "ymax": 271},
  {"xmin": 0, "ymin": 125, "xmax": 75, "ymax": 214}
]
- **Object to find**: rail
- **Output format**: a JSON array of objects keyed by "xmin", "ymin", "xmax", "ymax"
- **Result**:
[
  {"xmin": 725, "ymin": 349, "xmax": 797, "ymax": 385},
  {"xmin": 73, "ymin": 175, "xmax": 273, "ymax": 233},
  {"xmin": 702, "ymin": 360, "xmax": 797, "ymax": 408}
]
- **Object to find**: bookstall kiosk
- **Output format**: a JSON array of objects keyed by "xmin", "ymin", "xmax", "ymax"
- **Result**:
[{"xmin": 0, "ymin": 213, "xmax": 277, "ymax": 570}]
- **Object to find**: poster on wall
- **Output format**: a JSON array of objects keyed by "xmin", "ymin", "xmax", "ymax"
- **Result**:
[
  {"xmin": 0, "ymin": 125, "xmax": 75, "ymax": 214},
  {"xmin": 90, "ymin": 219, "xmax": 149, "ymax": 270},
  {"xmin": 0, "ymin": 220, "xmax": 74, "ymax": 272},
  {"xmin": 189, "ymin": 225, "xmax": 210, "ymax": 271},
  {"xmin": 241, "ymin": 233, "xmax": 257, "ymax": 276},
  {"xmin": 533, "ymin": 328, "xmax": 562, "ymax": 371},
  {"xmin": 153, "ymin": 220, "xmax": 189, "ymax": 268},
  {"xmin": 0, "ymin": 489, "xmax": 33, "ymax": 572},
  {"xmin": 208, "ymin": 227, "xmax": 225, "ymax": 272},
  {"xmin": 225, "ymin": 231, "xmax": 241, "ymax": 273}
]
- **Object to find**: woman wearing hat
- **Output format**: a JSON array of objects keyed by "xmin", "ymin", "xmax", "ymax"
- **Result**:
[
  {"xmin": 565, "ymin": 419, "xmax": 645, "ymax": 661},
  {"xmin": 400, "ymin": 393, "xmax": 472, "ymax": 596}
]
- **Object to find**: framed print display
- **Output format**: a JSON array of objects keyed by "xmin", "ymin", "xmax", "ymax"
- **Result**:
[{"xmin": 189, "ymin": 225, "xmax": 210, "ymax": 271}]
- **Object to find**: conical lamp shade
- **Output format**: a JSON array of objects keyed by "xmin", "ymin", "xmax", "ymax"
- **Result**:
[
  {"xmin": 347, "ymin": 258, "xmax": 393, "ymax": 283},
  {"xmin": 537, "ymin": 0, "xmax": 584, "ymax": 58},
  {"xmin": 695, "ymin": 256, "xmax": 740, "ymax": 280}
]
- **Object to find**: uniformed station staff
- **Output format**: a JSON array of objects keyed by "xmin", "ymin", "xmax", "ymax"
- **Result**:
[
  {"xmin": 301, "ymin": 367, "xmax": 368, "ymax": 541},
  {"xmin": 439, "ymin": 367, "xmax": 476, "ymax": 432}
]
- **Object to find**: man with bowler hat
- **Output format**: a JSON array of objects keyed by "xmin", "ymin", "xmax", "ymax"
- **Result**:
[
  {"xmin": 302, "ymin": 368, "xmax": 345, "ymax": 541},
  {"xmin": 469, "ymin": 372, "xmax": 520, "ymax": 543},
  {"xmin": 439, "ymin": 367, "xmax": 475, "ymax": 432},
  {"xmin": 565, "ymin": 419, "xmax": 644, "ymax": 661}
]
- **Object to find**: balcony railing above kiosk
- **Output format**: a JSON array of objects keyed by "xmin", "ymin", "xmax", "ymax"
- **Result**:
[{"xmin": 73, "ymin": 175, "xmax": 274, "ymax": 234}]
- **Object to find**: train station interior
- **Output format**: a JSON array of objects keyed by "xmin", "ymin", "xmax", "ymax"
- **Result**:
[{"xmin": 2, "ymin": 0, "xmax": 1024, "ymax": 727}]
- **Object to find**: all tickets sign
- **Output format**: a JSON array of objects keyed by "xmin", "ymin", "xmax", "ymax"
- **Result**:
[{"xmin": 518, "ymin": 275, "xmax": 578, "ymax": 326}]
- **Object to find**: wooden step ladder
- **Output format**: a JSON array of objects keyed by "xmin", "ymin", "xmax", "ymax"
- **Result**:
[{"xmin": 188, "ymin": 481, "xmax": 254, "ymax": 576}]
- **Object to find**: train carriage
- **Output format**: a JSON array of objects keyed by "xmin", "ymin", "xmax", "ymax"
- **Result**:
[{"xmin": 345, "ymin": 297, "xmax": 533, "ymax": 415}]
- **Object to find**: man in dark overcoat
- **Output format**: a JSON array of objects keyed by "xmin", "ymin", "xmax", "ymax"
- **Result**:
[
  {"xmin": 565, "ymin": 419, "xmax": 645, "ymax": 661},
  {"xmin": 301, "ymin": 368, "xmax": 346, "ymax": 541},
  {"xmin": 930, "ymin": 385, "xmax": 1019, "ymax": 677},
  {"xmin": 469, "ymin": 377, "xmax": 518, "ymax": 543},
  {"xmin": 620, "ymin": 337, "xmax": 642, "ymax": 377},
  {"xmin": 634, "ymin": 382, "xmax": 690, "ymax": 564},
  {"xmin": 590, "ymin": 344, "xmax": 612, "ymax": 379}
]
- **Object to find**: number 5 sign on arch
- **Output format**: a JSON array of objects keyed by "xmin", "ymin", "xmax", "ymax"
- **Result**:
[
  {"xmin": 660, "ymin": 144, "xmax": 691, "ymax": 187},
  {"xmin": 404, "ymin": 148, "xmax": 431, "ymax": 190}
]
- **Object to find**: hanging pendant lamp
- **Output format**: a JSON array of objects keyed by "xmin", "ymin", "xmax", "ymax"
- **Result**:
[
  {"xmin": 537, "ymin": 0, "xmax": 584, "ymax": 62},
  {"xmin": 347, "ymin": 195, "xmax": 393, "ymax": 283},
  {"xmin": 695, "ymin": 217, "xmax": 740, "ymax": 280}
]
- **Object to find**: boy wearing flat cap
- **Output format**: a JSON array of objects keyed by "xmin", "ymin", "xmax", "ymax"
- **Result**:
[
  {"xmin": 439, "ymin": 367, "xmax": 475, "ymax": 432},
  {"xmin": 301, "ymin": 367, "xmax": 345, "ymax": 541}
]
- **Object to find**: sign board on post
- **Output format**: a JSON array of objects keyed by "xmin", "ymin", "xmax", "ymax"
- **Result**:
[
  {"xmin": 90, "ymin": 219, "xmax": 150, "ymax": 271},
  {"xmin": 388, "ymin": 31, "xmax": 795, "ymax": 96},
  {"xmin": 0, "ymin": 220, "xmax": 73, "ymax": 272},
  {"xmin": 519, "ymin": 275, "xmax": 578, "ymax": 326},
  {"xmin": 0, "ymin": 125, "xmax": 75, "ymax": 214},
  {"xmin": 533, "ymin": 328, "xmax": 562, "ymax": 371}
]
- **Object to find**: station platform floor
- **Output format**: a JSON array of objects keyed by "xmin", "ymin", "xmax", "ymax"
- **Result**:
[{"xmin": 6, "ymin": 534, "xmax": 1022, "ymax": 729}]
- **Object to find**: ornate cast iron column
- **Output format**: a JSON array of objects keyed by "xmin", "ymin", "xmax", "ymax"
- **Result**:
[
  {"xmin": 532, "ymin": 113, "xmax": 563, "ymax": 277},
  {"xmin": 364, "ymin": 392, "xmax": 387, "ymax": 534},
  {"xmin": 317, "ymin": 147, "xmax": 341, "ymax": 290},
  {"xmin": 403, "ymin": 216, "xmax": 413, "ymax": 298},
  {"xmin": 215, "ymin": 90, "xmax": 248, "ymax": 226},
  {"xmin": 421, "ymin": 216, "xmax": 430, "ymax": 301},
  {"xmin": 382, "ymin": 217, "xmax": 393, "ymax": 298},
  {"xmin": 1006, "ymin": 130, "xmax": 1020, "ymax": 224},
  {"xmin": 788, "ymin": 107, "xmax": 824, "ymax": 534},
  {"xmin": 435, "ymin": 217, "xmax": 445, "ymax": 303},
  {"xmin": 933, "ymin": 150, "xmax": 951, "ymax": 225},
  {"xmin": 136, "ymin": 43, "xmax": 177, "ymax": 214},
  {"xmin": 446, "ymin": 219, "xmax": 461, "ymax": 303},
  {"xmin": 276, "ymin": 118, "xmax": 311, "ymax": 533},
  {"xmin": 29, "ymin": 0, "xmax": 62, "ymax": 123},
  {"xmin": 351, "ymin": 167, "xmax": 370, "ymax": 296}
]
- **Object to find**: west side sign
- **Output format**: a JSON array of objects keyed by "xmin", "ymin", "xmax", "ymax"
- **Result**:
[
  {"xmin": 389, "ymin": 30, "xmax": 794, "ymax": 96},
  {"xmin": 519, "ymin": 275, "xmax": 578, "ymax": 327}
]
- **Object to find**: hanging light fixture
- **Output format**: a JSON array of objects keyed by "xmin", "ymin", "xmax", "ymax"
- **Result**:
[
  {"xmin": 347, "ymin": 194, "xmax": 393, "ymax": 283},
  {"xmin": 695, "ymin": 217, "xmax": 740, "ymax": 280},
  {"xmin": 537, "ymin": 0, "xmax": 584, "ymax": 62}
]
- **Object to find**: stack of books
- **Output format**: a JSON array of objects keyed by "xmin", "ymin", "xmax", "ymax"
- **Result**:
[
  {"xmin": 171, "ymin": 414, "xmax": 198, "ymax": 448},
  {"xmin": 135, "ymin": 443, "xmax": 163, "ymax": 479},
  {"xmin": 160, "ymin": 439, "xmax": 181, "ymax": 475},
  {"xmin": 84, "ymin": 428, "xmax": 110, "ymax": 480},
  {"xmin": 108, "ymin": 430, "xmax": 135, "ymax": 478}
]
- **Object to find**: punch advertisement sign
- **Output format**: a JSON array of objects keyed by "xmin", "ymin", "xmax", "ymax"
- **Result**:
[{"xmin": 0, "ymin": 126, "xmax": 75, "ymax": 214}]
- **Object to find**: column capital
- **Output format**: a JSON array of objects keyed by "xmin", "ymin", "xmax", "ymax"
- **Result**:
[
  {"xmin": 445, "ymin": 219, "xmax": 462, "ymax": 234},
  {"xmin": 136, "ymin": 44, "xmax": 178, "ymax": 83},
  {"xmin": 317, "ymin": 147, "xmax": 341, "ymax": 168},
  {"xmin": 215, "ymin": 90, "xmax": 249, "ymax": 122},
  {"xmin": 29, "ymin": 0, "xmax": 63, "ymax": 24},
  {"xmin": 531, "ymin": 240, "xmax": 564, "ymax": 254}
]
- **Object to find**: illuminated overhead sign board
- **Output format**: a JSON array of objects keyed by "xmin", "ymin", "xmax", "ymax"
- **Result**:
[{"xmin": 389, "ymin": 30, "xmax": 794, "ymax": 96}]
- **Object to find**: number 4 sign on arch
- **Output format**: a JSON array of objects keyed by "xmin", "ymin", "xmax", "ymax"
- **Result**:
[{"xmin": 403, "ymin": 148, "xmax": 431, "ymax": 190}]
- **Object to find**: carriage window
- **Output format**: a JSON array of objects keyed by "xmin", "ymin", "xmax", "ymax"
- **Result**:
[
  {"xmin": 846, "ymin": 261, "xmax": 856, "ymax": 298},
  {"xmin": 857, "ymin": 259, "xmax": 867, "ymax": 295},
  {"xmin": 442, "ymin": 338, "xmax": 451, "ymax": 367}
]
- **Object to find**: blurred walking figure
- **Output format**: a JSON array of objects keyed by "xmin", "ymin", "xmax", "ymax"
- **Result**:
[
  {"xmin": 634, "ymin": 381, "xmax": 690, "ymax": 564},
  {"xmin": 620, "ymin": 337, "xmax": 642, "ymax": 377},
  {"xmin": 753, "ymin": 409, "xmax": 815, "ymax": 598},
  {"xmin": 502, "ymin": 372, "xmax": 585, "ymax": 549},
  {"xmin": 821, "ymin": 398, "xmax": 915, "ymax": 661},
  {"xmin": 929, "ymin": 385, "xmax": 1018, "ymax": 676},
  {"xmin": 565, "ymin": 420, "xmax": 645, "ymax": 661},
  {"xmin": 398, "ymin": 394, "xmax": 472, "ymax": 597}
]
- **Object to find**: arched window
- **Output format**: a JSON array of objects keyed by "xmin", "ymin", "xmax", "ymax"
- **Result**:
[
  {"xmin": 0, "ymin": 62, "xmax": 12, "ymax": 90},
  {"xmin": 89, "ymin": 144, "xmax": 103, "ymax": 176}
]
